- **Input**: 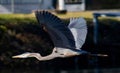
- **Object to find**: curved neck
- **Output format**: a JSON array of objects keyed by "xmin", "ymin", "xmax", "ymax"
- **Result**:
[{"xmin": 30, "ymin": 53, "xmax": 64, "ymax": 61}]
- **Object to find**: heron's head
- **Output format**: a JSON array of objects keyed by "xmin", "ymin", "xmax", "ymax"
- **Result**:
[{"xmin": 12, "ymin": 52, "xmax": 31, "ymax": 58}]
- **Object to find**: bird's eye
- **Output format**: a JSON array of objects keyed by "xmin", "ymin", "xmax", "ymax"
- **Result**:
[
  {"xmin": 55, "ymin": 51, "xmax": 57, "ymax": 53},
  {"xmin": 60, "ymin": 54, "xmax": 64, "ymax": 55}
]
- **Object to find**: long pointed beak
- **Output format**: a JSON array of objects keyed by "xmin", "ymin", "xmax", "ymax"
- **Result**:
[{"xmin": 12, "ymin": 55, "xmax": 23, "ymax": 58}]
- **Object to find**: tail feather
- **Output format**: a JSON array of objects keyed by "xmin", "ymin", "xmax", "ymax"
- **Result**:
[{"xmin": 89, "ymin": 53, "xmax": 108, "ymax": 57}]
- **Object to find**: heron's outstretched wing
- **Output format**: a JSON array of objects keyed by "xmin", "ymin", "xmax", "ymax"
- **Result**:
[
  {"xmin": 68, "ymin": 18, "xmax": 87, "ymax": 49},
  {"xmin": 35, "ymin": 11, "xmax": 75, "ymax": 49}
]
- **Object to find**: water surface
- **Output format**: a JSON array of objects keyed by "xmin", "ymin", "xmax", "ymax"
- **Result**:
[{"xmin": 0, "ymin": 67, "xmax": 120, "ymax": 73}]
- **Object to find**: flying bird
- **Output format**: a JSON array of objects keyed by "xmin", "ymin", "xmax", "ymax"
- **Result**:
[{"xmin": 12, "ymin": 11, "xmax": 107, "ymax": 61}]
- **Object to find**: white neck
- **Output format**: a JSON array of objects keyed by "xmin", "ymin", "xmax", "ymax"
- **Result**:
[{"xmin": 29, "ymin": 52, "xmax": 64, "ymax": 61}]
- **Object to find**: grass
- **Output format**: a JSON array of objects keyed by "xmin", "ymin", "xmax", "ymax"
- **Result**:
[
  {"xmin": 0, "ymin": 14, "xmax": 34, "ymax": 19},
  {"xmin": 0, "ymin": 11, "xmax": 119, "ymax": 26},
  {"xmin": 55, "ymin": 11, "xmax": 93, "ymax": 19},
  {"xmin": 0, "ymin": 11, "xmax": 94, "ymax": 19},
  {"xmin": 0, "ymin": 11, "xmax": 119, "ymax": 22}
]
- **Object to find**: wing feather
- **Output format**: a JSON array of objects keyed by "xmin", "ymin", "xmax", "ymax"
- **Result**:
[
  {"xmin": 35, "ymin": 11, "xmax": 75, "ymax": 49},
  {"xmin": 68, "ymin": 18, "xmax": 87, "ymax": 49}
]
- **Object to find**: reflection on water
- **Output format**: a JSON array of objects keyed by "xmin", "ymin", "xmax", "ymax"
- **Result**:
[{"xmin": 0, "ymin": 68, "xmax": 120, "ymax": 73}]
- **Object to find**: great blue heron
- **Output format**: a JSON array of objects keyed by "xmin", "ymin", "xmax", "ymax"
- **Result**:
[{"xmin": 12, "ymin": 11, "xmax": 107, "ymax": 61}]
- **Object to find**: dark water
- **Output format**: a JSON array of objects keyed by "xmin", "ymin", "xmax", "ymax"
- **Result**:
[{"xmin": 0, "ymin": 68, "xmax": 120, "ymax": 73}]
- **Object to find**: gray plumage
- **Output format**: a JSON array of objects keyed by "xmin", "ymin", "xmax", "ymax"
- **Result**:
[{"xmin": 12, "ymin": 11, "xmax": 108, "ymax": 61}]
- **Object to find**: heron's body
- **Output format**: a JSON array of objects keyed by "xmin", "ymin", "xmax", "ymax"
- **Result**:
[{"xmin": 12, "ymin": 11, "xmax": 107, "ymax": 61}]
